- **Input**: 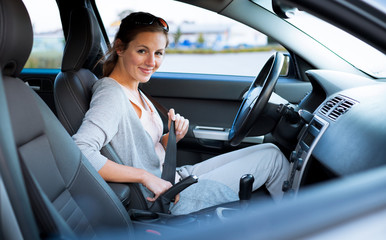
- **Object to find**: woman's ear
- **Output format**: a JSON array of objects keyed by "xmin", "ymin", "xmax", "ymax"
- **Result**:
[{"xmin": 114, "ymin": 39, "xmax": 124, "ymax": 56}]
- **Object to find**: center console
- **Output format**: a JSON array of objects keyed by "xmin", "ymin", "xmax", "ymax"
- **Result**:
[{"xmin": 282, "ymin": 115, "xmax": 329, "ymax": 195}]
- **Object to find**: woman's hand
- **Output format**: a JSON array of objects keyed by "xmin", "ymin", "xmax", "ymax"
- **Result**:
[
  {"xmin": 168, "ymin": 108, "xmax": 189, "ymax": 142},
  {"xmin": 99, "ymin": 161, "xmax": 179, "ymax": 204},
  {"xmin": 142, "ymin": 171, "xmax": 180, "ymax": 204},
  {"xmin": 142, "ymin": 171, "xmax": 172, "ymax": 202}
]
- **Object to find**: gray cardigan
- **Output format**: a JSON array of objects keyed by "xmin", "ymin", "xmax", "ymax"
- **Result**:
[
  {"xmin": 73, "ymin": 77, "xmax": 238, "ymax": 215},
  {"xmin": 73, "ymin": 77, "xmax": 161, "ymax": 202}
]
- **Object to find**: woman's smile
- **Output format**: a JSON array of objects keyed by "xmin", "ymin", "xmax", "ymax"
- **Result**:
[{"xmin": 139, "ymin": 67, "xmax": 154, "ymax": 75}]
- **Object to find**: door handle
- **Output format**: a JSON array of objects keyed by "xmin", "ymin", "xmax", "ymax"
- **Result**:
[
  {"xmin": 25, "ymin": 81, "xmax": 41, "ymax": 91},
  {"xmin": 193, "ymin": 126, "xmax": 264, "ymax": 144}
]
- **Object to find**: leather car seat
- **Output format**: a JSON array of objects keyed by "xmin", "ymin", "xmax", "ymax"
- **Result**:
[
  {"xmin": 0, "ymin": 0, "xmax": 134, "ymax": 237},
  {"xmin": 54, "ymin": 7, "xmax": 101, "ymax": 137},
  {"xmin": 54, "ymin": 7, "xmax": 148, "ymax": 210}
]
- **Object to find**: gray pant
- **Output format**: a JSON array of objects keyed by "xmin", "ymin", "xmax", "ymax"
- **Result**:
[{"xmin": 179, "ymin": 143, "xmax": 289, "ymax": 202}]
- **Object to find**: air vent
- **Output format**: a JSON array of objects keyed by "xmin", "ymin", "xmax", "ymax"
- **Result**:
[
  {"xmin": 320, "ymin": 96, "xmax": 342, "ymax": 115},
  {"xmin": 319, "ymin": 95, "xmax": 357, "ymax": 121}
]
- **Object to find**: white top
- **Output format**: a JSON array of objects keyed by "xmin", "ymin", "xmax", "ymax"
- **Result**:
[{"xmin": 120, "ymin": 86, "xmax": 166, "ymax": 171}]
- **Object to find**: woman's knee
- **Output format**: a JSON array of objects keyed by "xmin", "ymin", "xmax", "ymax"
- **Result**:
[
  {"xmin": 262, "ymin": 143, "xmax": 281, "ymax": 151},
  {"xmin": 260, "ymin": 143, "xmax": 289, "ymax": 168}
]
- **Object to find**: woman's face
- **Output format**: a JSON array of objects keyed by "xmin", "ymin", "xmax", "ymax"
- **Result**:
[{"xmin": 118, "ymin": 31, "xmax": 167, "ymax": 85}]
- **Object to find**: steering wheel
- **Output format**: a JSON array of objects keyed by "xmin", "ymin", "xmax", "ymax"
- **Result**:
[{"xmin": 228, "ymin": 52, "xmax": 285, "ymax": 146}]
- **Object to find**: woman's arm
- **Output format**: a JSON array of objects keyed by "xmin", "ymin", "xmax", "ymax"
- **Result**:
[
  {"xmin": 99, "ymin": 159, "xmax": 176, "ymax": 202},
  {"xmin": 73, "ymin": 79, "xmax": 124, "ymax": 170}
]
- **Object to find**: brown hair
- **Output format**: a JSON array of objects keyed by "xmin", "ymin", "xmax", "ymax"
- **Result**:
[{"xmin": 102, "ymin": 12, "xmax": 169, "ymax": 77}]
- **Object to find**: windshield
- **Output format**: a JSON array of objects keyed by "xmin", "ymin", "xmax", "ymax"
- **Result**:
[
  {"xmin": 253, "ymin": 1, "xmax": 386, "ymax": 78},
  {"xmin": 286, "ymin": 11, "xmax": 386, "ymax": 78}
]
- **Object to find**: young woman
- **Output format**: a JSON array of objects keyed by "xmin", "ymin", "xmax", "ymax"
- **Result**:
[{"xmin": 73, "ymin": 12, "xmax": 289, "ymax": 215}]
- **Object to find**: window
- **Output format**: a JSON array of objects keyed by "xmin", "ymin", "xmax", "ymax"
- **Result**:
[
  {"xmin": 286, "ymin": 11, "xmax": 386, "ymax": 78},
  {"xmin": 95, "ymin": 0, "xmax": 287, "ymax": 76},
  {"xmin": 23, "ymin": 0, "xmax": 64, "ymax": 69}
]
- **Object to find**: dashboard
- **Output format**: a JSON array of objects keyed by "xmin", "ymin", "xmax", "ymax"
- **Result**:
[{"xmin": 283, "ymin": 70, "xmax": 386, "ymax": 195}]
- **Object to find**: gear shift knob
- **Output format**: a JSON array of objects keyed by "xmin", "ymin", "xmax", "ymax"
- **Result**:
[{"xmin": 239, "ymin": 174, "xmax": 254, "ymax": 201}]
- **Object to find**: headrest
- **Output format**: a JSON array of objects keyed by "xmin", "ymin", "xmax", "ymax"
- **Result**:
[
  {"xmin": 61, "ymin": 7, "xmax": 101, "ymax": 72},
  {"xmin": 0, "ymin": 0, "xmax": 33, "ymax": 77}
]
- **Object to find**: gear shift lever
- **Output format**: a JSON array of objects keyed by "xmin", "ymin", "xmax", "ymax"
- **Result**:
[{"xmin": 239, "ymin": 174, "xmax": 254, "ymax": 201}]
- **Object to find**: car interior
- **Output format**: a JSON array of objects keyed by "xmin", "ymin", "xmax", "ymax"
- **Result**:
[{"xmin": 1, "ymin": 0, "xmax": 386, "ymax": 239}]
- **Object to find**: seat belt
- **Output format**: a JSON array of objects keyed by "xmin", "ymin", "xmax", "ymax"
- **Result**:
[
  {"xmin": 140, "ymin": 89, "xmax": 176, "ymax": 185},
  {"xmin": 141, "ymin": 90, "xmax": 198, "ymax": 213},
  {"xmin": 161, "ymin": 120, "xmax": 177, "ymax": 185}
]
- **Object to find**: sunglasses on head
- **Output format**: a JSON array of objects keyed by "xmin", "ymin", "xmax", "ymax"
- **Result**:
[{"xmin": 131, "ymin": 12, "xmax": 169, "ymax": 32}]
